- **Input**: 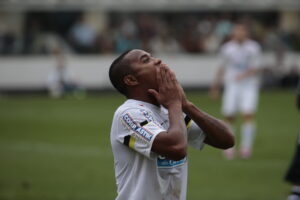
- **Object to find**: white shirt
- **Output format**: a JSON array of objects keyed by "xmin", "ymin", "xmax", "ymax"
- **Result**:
[
  {"xmin": 110, "ymin": 99, "xmax": 206, "ymax": 200},
  {"xmin": 220, "ymin": 39, "xmax": 262, "ymax": 87}
]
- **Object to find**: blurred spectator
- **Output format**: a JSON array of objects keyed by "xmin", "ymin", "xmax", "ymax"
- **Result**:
[
  {"xmin": 95, "ymin": 27, "xmax": 115, "ymax": 53},
  {"xmin": 150, "ymin": 27, "xmax": 181, "ymax": 54},
  {"xmin": 1, "ymin": 11, "xmax": 300, "ymax": 55},
  {"xmin": 215, "ymin": 14, "xmax": 233, "ymax": 42},
  {"xmin": 115, "ymin": 18, "xmax": 140, "ymax": 53},
  {"xmin": 69, "ymin": 15, "xmax": 97, "ymax": 54},
  {"xmin": 180, "ymin": 16, "xmax": 204, "ymax": 53},
  {"xmin": 22, "ymin": 19, "xmax": 43, "ymax": 54}
]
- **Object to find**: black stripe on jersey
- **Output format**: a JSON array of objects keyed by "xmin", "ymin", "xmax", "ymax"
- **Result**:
[
  {"xmin": 184, "ymin": 116, "xmax": 192, "ymax": 126},
  {"xmin": 140, "ymin": 120, "xmax": 148, "ymax": 126},
  {"xmin": 123, "ymin": 135, "xmax": 130, "ymax": 146}
]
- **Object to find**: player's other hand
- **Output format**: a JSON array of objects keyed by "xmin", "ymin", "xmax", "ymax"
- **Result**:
[
  {"xmin": 235, "ymin": 74, "xmax": 246, "ymax": 81},
  {"xmin": 148, "ymin": 65, "xmax": 182, "ymax": 109},
  {"xmin": 210, "ymin": 85, "xmax": 220, "ymax": 101}
]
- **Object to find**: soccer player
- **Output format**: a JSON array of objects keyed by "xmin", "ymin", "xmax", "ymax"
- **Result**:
[
  {"xmin": 285, "ymin": 80, "xmax": 300, "ymax": 200},
  {"xmin": 109, "ymin": 49, "xmax": 234, "ymax": 200},
  {"xmin": 210, "ymin": 23, "xmax": 262, "ymax": 159}
]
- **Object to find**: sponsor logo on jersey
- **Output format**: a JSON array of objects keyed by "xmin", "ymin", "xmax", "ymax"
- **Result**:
[
  {"xmin": 140, "ymin": 109, "xmax": 155, "ymax": 122},
  {"xmin": 141, "ymin": 109, "xmax": 165, "ymax": 128},
  {"xmin": 157, "ymin": 155, "xmax": 186, "ymax": 168},
  {"xmin": 122, "ymin": 114, "xmax": 153, "ymax": 142}
]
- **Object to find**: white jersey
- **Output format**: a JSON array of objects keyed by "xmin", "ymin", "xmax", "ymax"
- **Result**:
[
  {"xmin": 220, "ymin": 39, "xmax": 262, "ymax": 87},
  {"xmin": 219, "ymin": 39, "xmax": 262, "ymax": 115},
  {"xmin": 110, "ymin": 99, "xmax": 206, "ymax": 200}
]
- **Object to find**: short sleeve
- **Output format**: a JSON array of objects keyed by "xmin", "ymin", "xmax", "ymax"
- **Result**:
[
  {"xmin": 184, "ymin": 116, "xmax": 206, "ymax": 150},
  {"xmin": 118, "ymin": 108, "xmax": 166, "ymax": 159}
]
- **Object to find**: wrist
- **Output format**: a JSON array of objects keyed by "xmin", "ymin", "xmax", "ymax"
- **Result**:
[
  {"xmin": 167, "ymin": 101, "xmax": 182, "ymax": 110},
  {"xmin": 182, "ymin": 100, "xmax": 192, "ymax": 113}
]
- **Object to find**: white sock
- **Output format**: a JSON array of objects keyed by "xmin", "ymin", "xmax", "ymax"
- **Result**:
[{"xmin": 241, "ymin": 122, "xmax": 256, "ymax": 150}]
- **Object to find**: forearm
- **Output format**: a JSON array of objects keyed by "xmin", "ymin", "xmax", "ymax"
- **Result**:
[
  {"xmin": 167, "ymin": 103, "xmax": 187, "ymax": 144},
  {"xmin": 151, "ymin": 103, "xmax": 187, "ymax": 161},
  {"xmin": 183, "ymin": 101, "xmax": 234, "ymax": 149},
  {"xmin": 241, "ymin": 68, "xmax": 260, "ymax": 78}
]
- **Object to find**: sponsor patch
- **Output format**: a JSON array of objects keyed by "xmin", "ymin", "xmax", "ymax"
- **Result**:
[
  {"xmin": 140, "ymin": 109, "xmax": 154, "ymax": 122},
  {"xmin": 141, "ymin": 109, "xmax": 165, "ymax": 128},
  {"xmin": 122, "ymin": 114, "xmax": 153, "ymax": 142},
  {"xmin": 157, "ymin": 156, "xmax": 186, "ymax": 168}
]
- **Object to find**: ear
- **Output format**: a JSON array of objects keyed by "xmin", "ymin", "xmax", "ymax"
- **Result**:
[{"xmin": 123, "ymin": 74, "xmax": 139, "ymax": 86}]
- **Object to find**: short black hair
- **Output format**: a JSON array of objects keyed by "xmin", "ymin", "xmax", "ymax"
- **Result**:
[{"xmin": 109, "ymin": 50, "xmax": 133, "ymax": 96}]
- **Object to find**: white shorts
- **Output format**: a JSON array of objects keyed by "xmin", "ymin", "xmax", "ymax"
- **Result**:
[{"xmin": 222, "ymin": 83, "xmax": 259, "ymax": 116}]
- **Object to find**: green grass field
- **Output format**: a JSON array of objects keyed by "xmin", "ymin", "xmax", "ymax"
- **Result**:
[{"xmin": 0, "ymin": 90, "xmax": 299, "ymax": 200}]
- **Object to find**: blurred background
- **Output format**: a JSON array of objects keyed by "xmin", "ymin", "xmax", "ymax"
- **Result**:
[{"xmin": 0, "ymin": 0, "xmax": 299, "ymax": 199}]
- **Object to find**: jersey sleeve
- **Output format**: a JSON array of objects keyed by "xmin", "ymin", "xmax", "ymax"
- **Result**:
[
  {"xmin": 184, "ymin": 116, "xmax": 206, "ymax": 150},
  {"xmin": 118, "ymin": 108, "xmax": 165, "ymax": 159}
]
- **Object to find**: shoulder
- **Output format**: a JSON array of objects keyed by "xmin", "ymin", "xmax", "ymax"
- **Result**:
[
  {"xmin": 221, "ymin": 41, "xmax": 236, "ymax": 52},
  {"xmin": 221, "ymin": 41, "xmax": 234, "ymax": 49},
  {"xmin": 114, "ymin": 101, "xmax": 154, "ymax": 121},
  {"xmin": 246, "ymin": 40, "xmax": 261, "ymax": 52}
]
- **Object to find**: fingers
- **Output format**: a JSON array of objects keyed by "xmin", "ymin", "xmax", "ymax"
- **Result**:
[
  {"xmin": 160, "ymin": 64, "xmax": 176, "ymax": 84},
  {"xmin": 169, "ymin": 69, "xmax": 176, "ymax": 82},
  {"xmin": 160, "ymin": 65, "xmax": 166, "ymax": 84},
  {"xmin": 157, "ymin": 64, "xmax": 179, "ymax": 91},
  {"xmin": 148, "ymin": 89, "xmax": 159, "ymax": 100},
  {"xmin": 156, "ymin": 66, "xmax": 162, "ymax": 86}
]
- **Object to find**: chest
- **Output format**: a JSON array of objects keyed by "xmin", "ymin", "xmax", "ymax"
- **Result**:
[{"xmin": 225, "ymin": 46, "xmax": 253, "ymax": 69}]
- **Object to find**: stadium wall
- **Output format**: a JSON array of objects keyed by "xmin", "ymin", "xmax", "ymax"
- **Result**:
[{"xmin": 0, "ymin": 53, "xmax": 299, "ymax": 91}]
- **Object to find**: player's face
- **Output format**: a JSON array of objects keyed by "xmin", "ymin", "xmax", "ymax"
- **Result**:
[
  {"xmin": 126, "ymin": 49, "xmax": 163, "ymax": 91},
  {"xmin": 232, "ymin": 25, "xmax": 248, "ymax": 42}
]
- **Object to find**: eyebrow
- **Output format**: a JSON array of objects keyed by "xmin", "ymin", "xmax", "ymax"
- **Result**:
[{"xmin": 139, "ymin": 53, "xmax": 150, "ymax": 62}]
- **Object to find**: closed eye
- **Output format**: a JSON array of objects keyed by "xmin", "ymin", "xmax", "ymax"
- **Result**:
[
  {"xmin": 142, "ymin": 57, "xmax": 150, "ymax": 63},
  {"xmin": 140, "ymin": 54, "xmax": 151, "ymax": 64}
]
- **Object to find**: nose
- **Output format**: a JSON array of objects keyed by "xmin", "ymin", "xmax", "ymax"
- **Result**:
[{"xmin": 154, "ymin": 58, "xmax": 162, "ymax": 65}]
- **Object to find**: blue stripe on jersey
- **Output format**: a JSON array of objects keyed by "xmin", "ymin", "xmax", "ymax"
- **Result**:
[{"xmin": 157, "ymin": 156, "xmax": 186, "ymax": 168}]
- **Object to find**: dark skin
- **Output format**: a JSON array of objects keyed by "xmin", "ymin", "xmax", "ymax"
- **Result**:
[{"xmin": 123, "ymin": 49, "xmax": 234, "ymax": 161}]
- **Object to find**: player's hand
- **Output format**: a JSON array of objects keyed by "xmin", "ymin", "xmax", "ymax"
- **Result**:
[
  {"xmin": 210, "ymin": 85, "xmax": 220, "ymax": 101},
  {"xmin": 148, "ymin": 65, "xmax": 182, "ymax": 109},
  {"xmin": 175, "ymin": 79, "xmax": 191, "ymax": 111},
  {"xmin": 235, "ymin": 74, "xmax": 246, "ymax": 81}
]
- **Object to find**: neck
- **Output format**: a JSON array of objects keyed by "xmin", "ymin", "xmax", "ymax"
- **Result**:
[
  {"xmin": 127, "ymin": 92, "xmax": 160, "ymax": 107},
  {"xmin": 236, "ymin": 38, "xmax": 246, "ymax": 44}
]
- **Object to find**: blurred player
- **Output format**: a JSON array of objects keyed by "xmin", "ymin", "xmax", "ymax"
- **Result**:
[
  {"xmin": 210, "ymin": 24, "xmax": 262, "ymax": 159},
  {"xmin": 47, "ymin": 47, "xmax": 85, "ymax": 99},
  {"xmin": 285, "ymin": 80, "xmax": 300, "ymax": 200},
  {"xmin": 109, "ymin": 49, "xmax": 234, "ymax": 200}
]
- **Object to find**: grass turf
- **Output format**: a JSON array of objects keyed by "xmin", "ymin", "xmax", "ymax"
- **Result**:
[{"xmin": 0, "ymin": 90, "xmax": 299, "ymax": 200}]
